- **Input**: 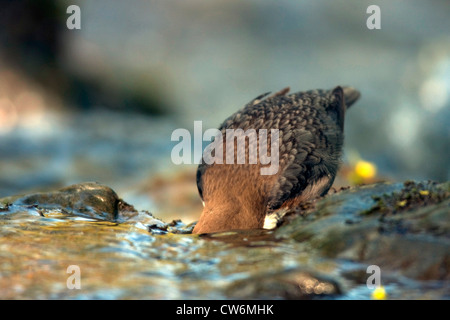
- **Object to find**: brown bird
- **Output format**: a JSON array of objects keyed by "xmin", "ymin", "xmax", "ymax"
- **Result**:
[{"xmin": 192, "ymin": 86, "xmax": 360, "ymax": 234}]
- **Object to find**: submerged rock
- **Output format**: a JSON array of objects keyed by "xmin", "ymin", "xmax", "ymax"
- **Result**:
[{"xmin": 225, "ymin": 269, "xmax": 341, "ymax": 299}]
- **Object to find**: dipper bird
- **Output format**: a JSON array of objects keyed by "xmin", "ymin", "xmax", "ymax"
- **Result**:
[{"xmin": 192, "ymin": 86, "xmax": 360, "ymax": 234}]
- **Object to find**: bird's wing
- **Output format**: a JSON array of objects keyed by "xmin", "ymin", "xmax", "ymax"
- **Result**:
[
  {"xmin": 266, "ymin": 128, "xmax": 320, "ymax": 210},
  {"xmin": 266, "ymin": 87, "xmax": 347, "ymax": 210}
]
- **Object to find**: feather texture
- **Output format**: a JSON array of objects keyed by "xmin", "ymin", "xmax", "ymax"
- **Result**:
[{"xmin": 193, "ymin": 86, "xmax": 360, "ymax": 234}]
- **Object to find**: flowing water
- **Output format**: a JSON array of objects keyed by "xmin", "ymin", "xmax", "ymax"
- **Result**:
[{"xmin": 1, "ymin": 186, "xmax": 448, "ymax": 300}]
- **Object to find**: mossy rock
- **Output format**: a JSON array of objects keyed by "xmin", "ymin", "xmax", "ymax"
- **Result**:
[{"xmin": 276, "ymin": 181, "xmax": 450, "ymax": 280}]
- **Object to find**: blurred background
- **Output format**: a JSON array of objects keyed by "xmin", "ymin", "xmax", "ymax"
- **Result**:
[{"xmin": 0, "ymin": 0, "xmax": 449, "ymax": 223}]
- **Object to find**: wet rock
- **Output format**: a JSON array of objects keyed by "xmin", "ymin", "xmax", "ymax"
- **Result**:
[
  {"xmin": 360, "ymin": 180, "xmax": 449, "ymax": 218},
  {"xmin": 2, "ymin": 182, "xmax": 124, "ymax": 221},
  {"xmin": 276, "ymin": 181, "xmax": 450, "ymax": 281},
  {"xmin": 0, "ymin": 182, "xmax": 169, "ymax": 230},
  {"xmin": 148, "ymin": 219, "xmax": 196, "ymax": 235}
]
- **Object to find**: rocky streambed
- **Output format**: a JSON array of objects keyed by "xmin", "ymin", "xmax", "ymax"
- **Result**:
[{"xmin": 0, "ymin": 180, "xmax": 448, "ymax": 299}]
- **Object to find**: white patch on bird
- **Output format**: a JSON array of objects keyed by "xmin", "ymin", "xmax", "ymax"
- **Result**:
[
  {"xmin": 202, "ymin": 201, "xmax": 205, "ymax": 208},
  {"xmin": 264, "ymin": 176, "xmax": 332, "ymax": 230},
  {"xmin": 263, "ymin": 208, "xmax": 288, "ymax": 229},
  {"xmin": 263, "ymin": 213, "xmax": 279, "ymax": 229}
]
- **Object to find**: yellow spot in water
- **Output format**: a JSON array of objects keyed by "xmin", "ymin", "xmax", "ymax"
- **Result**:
[
  {"xmin": 397, "ymin": 200, "xmax": 407, "ymax": 207},
  {"xmin": 372, "ymin": 286, "xmax": 387, "ymax": 300},
  {"xmin": 419, "ymin": 190, "xmax": 430, "ymax": 196},
  {"xmin": 355, "ymin": 161, "xmax": 377, "ymax": 179}
]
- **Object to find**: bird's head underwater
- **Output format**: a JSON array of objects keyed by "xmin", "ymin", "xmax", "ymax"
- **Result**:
[{"xmin": 192, "ymin": 86, "xmax": 360, "ymax": 234}]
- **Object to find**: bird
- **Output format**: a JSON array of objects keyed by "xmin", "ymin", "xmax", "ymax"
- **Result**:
[{"xmin": 192, "ymin": 86, "xmax": 360, "ymax": 234}]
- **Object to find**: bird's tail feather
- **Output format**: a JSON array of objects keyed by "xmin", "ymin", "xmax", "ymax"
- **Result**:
[{"xmin": 342, "ymin": 87, "xmax": 360, "ymax": 108}]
